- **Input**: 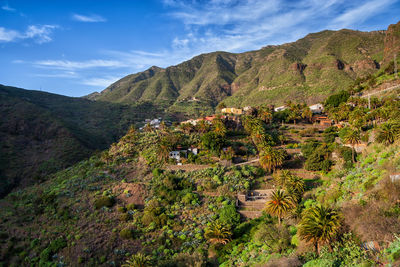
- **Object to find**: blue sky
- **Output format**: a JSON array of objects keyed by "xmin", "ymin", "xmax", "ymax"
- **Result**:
[{"xmin": 1, "ymin": 0, "xmax": 399, "ymax": 97}]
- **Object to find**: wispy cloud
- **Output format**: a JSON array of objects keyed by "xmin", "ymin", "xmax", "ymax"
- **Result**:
[
  {"xmin": 1, "ymin": 3, "xmax": 15, "ymax": 12},
  {"xmin": 81, "ymin": 76, "xmax": 121, "ymax": 87},
  {"xmin": 0, "ymin": 25, "xmax": 58, "ymax": 43},
  {"xmin": 13, "ymin": 0, "xmax": 397, "ymax": 91},
  {"xmin": 162, "ymin": 0, "xmax": 396, "ymax": 54},
  {"xmin": 72, "ymin": 13, "xmax": 106, "ymax": 22},
  {"xmin": 32, "ymin": 59, "xmax": 126, "ymax": 70},
  {"xmin": 331, "ymin": 0, "xmax": 395, "ymax": 28},
  {"xmin": 0, "ymin": 27, "xmax": 19, "ymax": 42}
]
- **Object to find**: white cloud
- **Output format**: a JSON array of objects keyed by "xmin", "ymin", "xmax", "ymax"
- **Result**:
[
  {"xmin": 331, "ymin": 0, "xmax": 395, "ymax": 28},
  {"xmin": 1, "ymin": 4, "xmax": 15, "ymax": 12},
  {"xmin": 24, "ymin": 25, "xmax": 58, "ymax": 43},
  {"xmin": 0, "ymin": 27, "xmax": 19, "ymax": 42},
  {"xmin": 72, "ymin": 14, "xmax": 106, "ymax": 22},
  {"xmin": 31, "ymin": 71, "xmax": 78, "ymax": 78},
  {"xmin": 33, "ymin": 59, "xmax": 126, "ymax": 70},
  {"xmin": 81, "ymin": 76, "xmax": 121, "ymax": 87},
  {"xmin": 0, "ymin": 25, "xmax": 57, "ymax": 43},
  {"xmin": 160, "ymin": 0, "xmax": 396, "ymax": 56}
]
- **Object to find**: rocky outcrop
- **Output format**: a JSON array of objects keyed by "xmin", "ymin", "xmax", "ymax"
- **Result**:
[{"xmin": 383, "ymin": 21, "xmax": 400, "ymax": 66}]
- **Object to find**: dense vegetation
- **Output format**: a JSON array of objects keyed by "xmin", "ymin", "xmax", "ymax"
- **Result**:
[{"xmin": 1, "ymin": 68, "xmax": 400, "ymax": 266}]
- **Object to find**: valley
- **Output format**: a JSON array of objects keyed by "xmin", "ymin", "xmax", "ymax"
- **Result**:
[{"xmin": 0, "ymin": 17, "xmax": 400, "ymax": 267}]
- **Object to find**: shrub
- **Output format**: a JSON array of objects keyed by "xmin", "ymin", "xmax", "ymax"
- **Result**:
[
  {"xmin": 324, "ymin": 90, "xmax": 350, "ymax": 108},
  {"xmin": 117, "ymin": 206, "xmax": 127, "ymax": 213},
  {"xmin": 181, "ymin": 192, "xmax": 199, "ymax": 205},
  {"xmin": 120, "ymin": 228, "xmax": 134, "ymax": 239},
  {"xmin": 152, "ymin": 168, "xmax": 163, "ymax": 177},
  {"xmin": 339, "ymin": 146, "xmax": 353, "ymax": 169},
  {"xmin": 94, "ymin": 196, "xmax": 115, "ymax": 209},
  {"xmin": 126, "ymin": 203, "xmax": 135, "ymax": 211},
  {"xmin": 39, "ymin": 237, "xmax": 67, "ymax": 262},
  {"xmin": 218, "ymin": 205, "xmax": 240, "ymax": 228},
  {"xmin": 119, "ymin": 213, "xmax": 132, "ymax": 222},
  {"xmin": 253, "ymin": 223, "xmax": 291, "ymax": 253},
  {"xmin": 323, "ymin": 127, "xmax": 338, "ymax": 143}
]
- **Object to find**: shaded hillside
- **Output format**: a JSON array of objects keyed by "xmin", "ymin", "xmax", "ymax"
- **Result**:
[
  {"xmin": 0, "ymin": 85, "xmax": 161, "ymax": 197},
  {"xmin": 93, "ymin": 25, "xmax": 394, "ymax": 116}
]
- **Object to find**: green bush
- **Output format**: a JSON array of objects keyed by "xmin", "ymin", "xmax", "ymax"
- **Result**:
[
  {"xmin": 126, "ymin": 203, "xmax": 136, "ymax": 211},
  {"xmin": 119, "ymin": 213, "xmax": 132, "ymax": 222},
  {"xmin": 117, "ymin": 206, "xmax": 127, "ymax": 213},
  {"xmin": 253, "ymin": 223, "xmax": 291, "ymax": 253},
  {"xmin": 39, "ymin": 237, "xmax": 67, "ymax": 262},
  {"xmin": 94, "ymin": 196, "xmax": 115, "ymax": 209},
  {"xmin": 218, "ymin": 205, "xmax": 240, "ymax": 228},
  {"xmin": 339, "ymin": 146, "xmax": 353, "ymax": 169},
  {"xmin": 120, "ymin": 228, "xmax": 134, "ymax": 239},
  {"xmin": 324, "ymin": 90, "xmax": 350, "ymax": 108}
]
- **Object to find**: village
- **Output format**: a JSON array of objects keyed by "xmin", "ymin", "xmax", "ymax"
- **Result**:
[{"xmin": 140, "ymin": 102, "xmax": 343, "ymax": 166}]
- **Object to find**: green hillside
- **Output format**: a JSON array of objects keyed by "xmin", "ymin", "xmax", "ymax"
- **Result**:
[
  {"xmin": 93, "ymin": 28, "xmax": 387, "ymax": 117},
  {"xmin": 0, "ymin": 85, "xmax": 162, "ymax": 197},
  {"xmin": 1, "ymin": 76, "xmax": 399, "ymax": 266}
]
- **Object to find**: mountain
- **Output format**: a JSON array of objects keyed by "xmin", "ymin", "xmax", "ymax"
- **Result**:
[
  {"xmin": 0, "ymin": 85, "xmax": 161, "ymax": 197},
  {"xmin": 92, "ymin": 25, "xmax": 396, "ymax": 116}
]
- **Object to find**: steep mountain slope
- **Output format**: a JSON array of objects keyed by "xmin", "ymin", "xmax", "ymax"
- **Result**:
[
  {"xmin": 0, "ymin": 85, "xmax": 161, "ymax": 197},
  {"xmin": 93, "ymin": 26, "xmax": 391, "ymax": 116}
]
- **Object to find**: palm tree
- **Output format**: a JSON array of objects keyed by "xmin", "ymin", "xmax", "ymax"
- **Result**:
[
  {"xmin": 157, "ymin": 137, "xmax": 173, "ymax": 162},
  {"xmin": 299, "ymin": 205, "xmax": 341, "ymax": 254},
  {"xmin": 273, "ymin": 169, "xmax": 292, "ymax": 187},
  {"xmin": 212, "ymin": 119, "xmax": 227, "ymax": 137},
  {"xmin": 301, "ymin": 107, "xmax": 313, "ymax": 123},
  {"xmin": 343, "ymin": 128, "xmax": 361, "ymax": 163},
  {"xmin": 376, "ymin": 121, "xmax": 400, "ymax": 145},
  {"xmin": 259, "ymin": 106, "xmax": 273, "ymax": 124},
  {"xmin": 264, "ymin": 189, "xmax": 295, "ymax": 225},
  {"xmin": 204, "ymin": 222, "xmax": 232, "ymax": 245},
  {"xmin": 286, "ymin": 175, "xmax": 305, "ymax": 202},
  {"xmin": 259, "ymin": 146, "xmax": 285, "ymax": 173},
  {"xmin": 122, "ymin": 253, "xmax": 152, "ymax": 267}
]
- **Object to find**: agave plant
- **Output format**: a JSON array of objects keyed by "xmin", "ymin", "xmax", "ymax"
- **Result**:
[{"xmin": 122, "ymin": 253, "xmax": 152, "ymax": 267}]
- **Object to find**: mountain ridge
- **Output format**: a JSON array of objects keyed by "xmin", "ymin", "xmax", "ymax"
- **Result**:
[{"xmin": 90, "ymin": 24, "xmax": 400, "ymax": 117}]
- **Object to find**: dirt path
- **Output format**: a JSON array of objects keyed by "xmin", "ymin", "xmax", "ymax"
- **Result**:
[{"xmin": 166, "ymin": 164, "xmax": 211, "ymax": 171}]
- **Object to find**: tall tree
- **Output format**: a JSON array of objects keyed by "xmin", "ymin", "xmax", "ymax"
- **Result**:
[
  {"xmin": 259, "ymin": 106, "xmax": 273, "ymax": 124},
  {"xmin": 301, "ymin": 106, "xmax": 313, "ymax": 123},
  {"xmin": 299, "ymin": 205, "xmax": 341, "ymax": 254},
  {"xmin": 212, "ymin": 118, "xmax": 227, "ymax": 137},
  {"xmin": 259, "ymin": 146, "xmax": 285, "ymax": 173},
  {"xmin": 264, "ymin": 189, "xmax": 295, "ymax": 225},
  {"xmin": 376, "ymin": 121, "xmax": 400, "ymax": 145},
  {"xmin": 343, "ymin": 128, "xmax": 361, "ymax": 163}
]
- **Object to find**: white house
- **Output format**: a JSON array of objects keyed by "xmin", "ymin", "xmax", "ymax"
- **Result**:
[
  {"xmin": 274, "ymin": 106, "xmax": 286, "ymax": 112},
  {"xmin": 309, "ymin": 103, "xmax": 324, "ymax": 114},
  {"xmin": 169, "ymin": 151, "xmax": 181, "ymax": 161},
  {"xmin": 188, "ymin": 147, "xmax": 199, "ymax": 155}
]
